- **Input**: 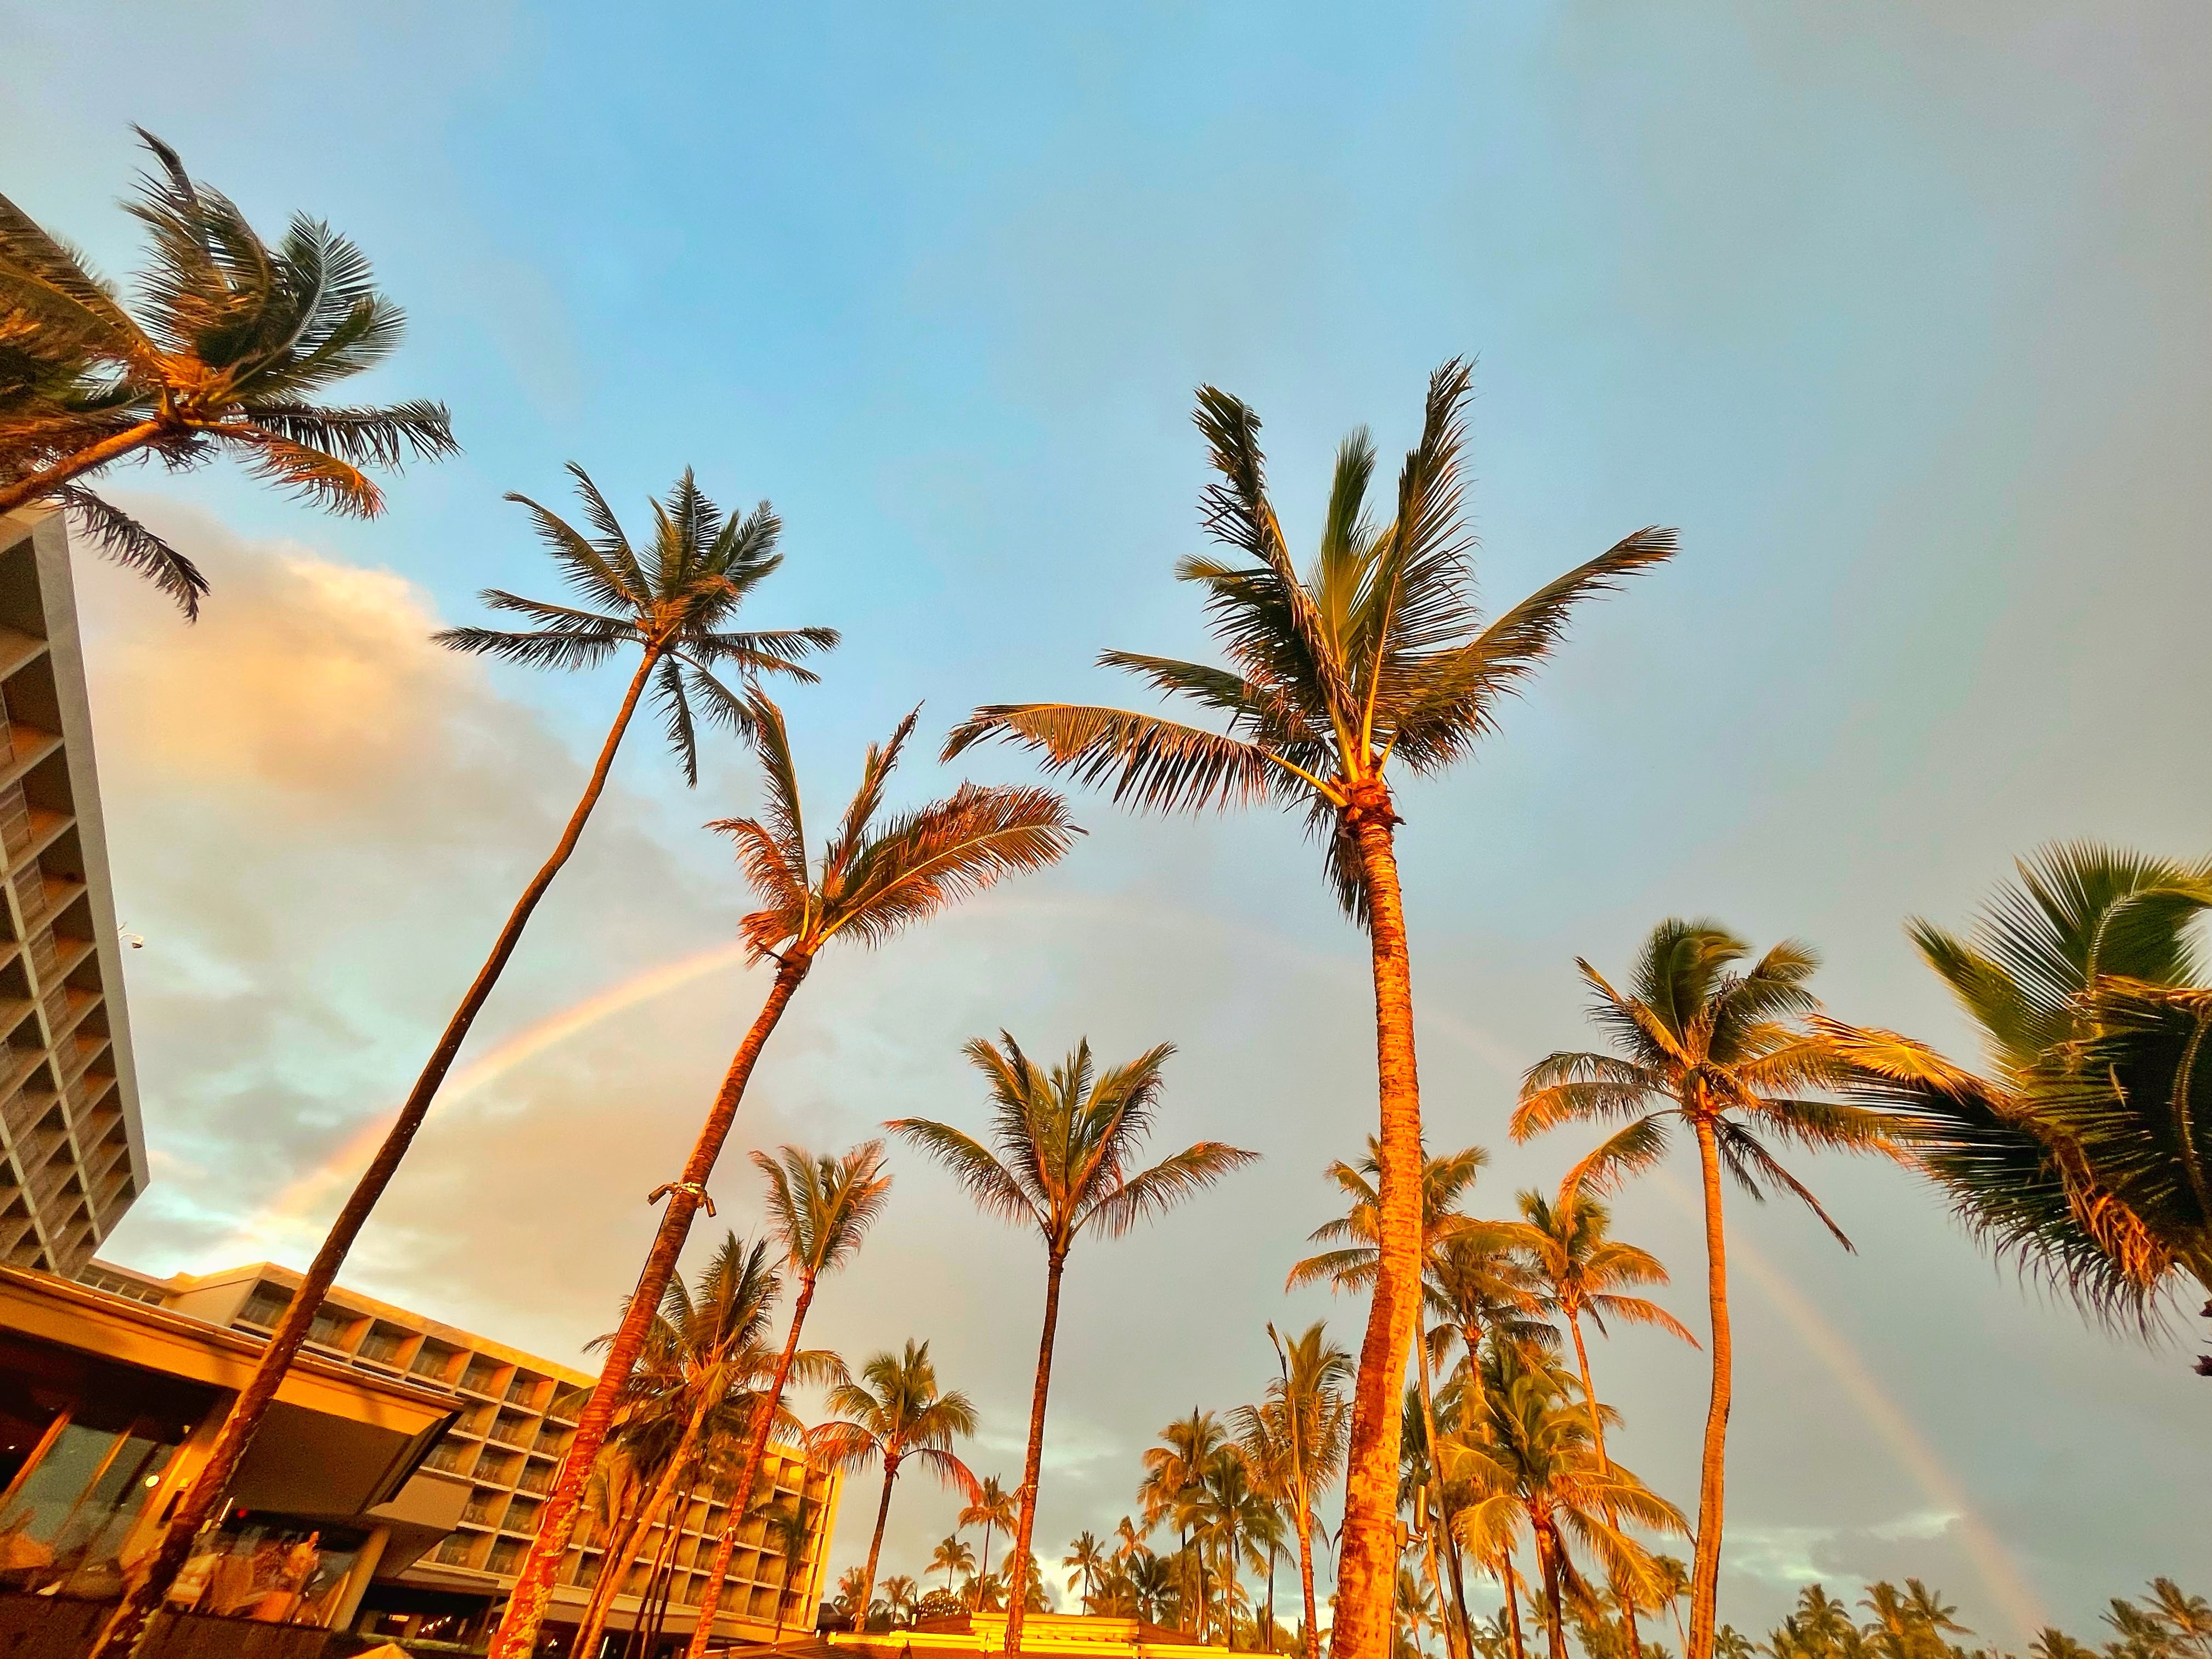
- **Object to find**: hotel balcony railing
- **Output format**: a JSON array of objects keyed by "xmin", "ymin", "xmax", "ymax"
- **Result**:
[
  {"xmin": 461, "ymin": 1499, "xmax": 503, "ymax": 1527},
  {"xmin": 487, "ymin": 1417, "xmax": 528, "ymax": 1447},
  {"xmin": 423, "ymin": 1442, "xmax": 472, "ymax": 1476},
  {"xmin": 514, "ymin": 1465, "xmax": 551, "ymax": 1495}
]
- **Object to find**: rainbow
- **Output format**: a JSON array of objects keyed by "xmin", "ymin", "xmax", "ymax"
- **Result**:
[{"xmin": 220, "ymin": 908, "xmax": 2041, "ymax": 1638}]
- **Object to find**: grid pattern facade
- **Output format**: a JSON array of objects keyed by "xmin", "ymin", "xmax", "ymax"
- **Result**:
[
  {"xmin": 85, "ymin": 1259, "xmax": 838, "ymax": 1639},
  {"xmin": 0, "ymin": 514, "xmax": 145, "ymax": 1277}
]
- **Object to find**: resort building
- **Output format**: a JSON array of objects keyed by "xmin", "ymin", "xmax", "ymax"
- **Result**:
[
  {"xmin": 69, "ymin": 1258, "xmax": 843, "ymax": 1655},
  {"xmin": 0, "ymin": 510, "xmax": 148, "ymax": 1278}
]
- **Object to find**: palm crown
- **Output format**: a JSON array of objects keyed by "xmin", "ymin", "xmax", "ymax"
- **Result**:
[
  {"xmin": 1515, "ymin": 1187, "xmax": 1694, "ymax": 1347},
  {"xmin": 810, "ymin": 1339, "xmax": 983, "ymax": 1497},
  {"xmin": 717, "ymin": 699, "xmax": 1079, "ymax": 967},
  {"xmin": 437, "ymin": 465, "xmax": 839, "ymax": 785},
  {"xmin": 943, "ymin": 359, "xmax": 1675, "ymax": 916},
  {"xmin": 891, "ymin": 1036, "xmax": 1259, "ymax": 1258},
  {"xmin": 1513, "ymin": 919, "xmax": 1889, "ymax": 1235},
  {"xmin": 1, "ymin": 130, "xmax": 457, "ymax": 613},
  {"xmin": 1813, "ymin": 843, "xmax": 2212, "ymax": 1323},
  {"xmin": 754, "ymin": 1139, "xmax": 895, "ymax": 1283}
]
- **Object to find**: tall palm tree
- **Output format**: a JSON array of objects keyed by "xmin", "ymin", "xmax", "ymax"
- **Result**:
[
  {"xmin": 684, "ymin": 1141, "xmax": 895, "ymax": 1658},
  {"xmin": 944, "ymin": 362, "xmax": 1674, "ymax": 1659},
  {"xmin": 1446, "ymin": 1349, "xmax": 1685, "ymax": 1659},
  {"xmin": 1142, "ymin": 1411, "xmax": 1226, "ymax": 1635},
  {"xmin": 1812, "ymin": 845, "xmax": 2212, "ymax": 1335},
  {"xmin": 0, "ymin": 131, "xmax": 456, "ymax": 613},
  {"xmin": 490, "ymin": 703, "xmax": 1076, "ymax": 1658},
  {"xmin": 961, "ymin": 1476, "xmax": 1017, "ymax": 1606},
  {"xmin": 1068, "ymin": 1531, "xmax": 1110, "ymax": 1615},
  {"xmin": 1231, "ymin": 1322, "xmax": 1353, "ymax": 1654},
  {"xmin": 933, "ymin": 1537, "xmax": 978, "ymax": 1596},
  {"xmin": 1514, "ymin": 1184, "xmax": 1695, "ymax": 1471},
  {"xmin": 98, "ymin": 468, "xmax": 834, "ymax": 1658},
  {"xmin": 811, "ymin": 1340, "xmax": 983, "ymax": 1630},
  {"xmin": 894, "ymin": 1034, "xmax": 1257, "ymax": 1658},
  {"xmin": 1511, "ymin": 921, "xmax": 1891, "ymax": 1659},
  {"xmin": 1290, "ymin": 1141, "xmax": 1488, "ymax": 1659}
]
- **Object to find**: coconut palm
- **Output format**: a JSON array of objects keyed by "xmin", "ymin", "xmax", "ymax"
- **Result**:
[
  {"xmin": 0, "ymin": 131, "xmax": 456, "ymax": 613},
  {"xmin": 884, "ymin": 1576, "xmax": 922, "ymax": 1629},
  {"xmin": 1232, "ymin": 1323, "xmax": 1354, "ymax": 1654},
  {"xmin": 1650, "ymin": 1558, "xmax": 1691, "ymax": 1652},
  {"xmin": 1127, "ymin": 1551, "xmax": 1181, "ymax": 1627},
  {"xmin": 811, "ymin": 1340, "xmax": 983, "ymax": 1631},
  {"xmin": 961, "ymin": 1476, "xmax": 1018, "ymax": 1605},
  {"xmin": 945, "ymin": 362, "xmax": 1673, "ymax": 1659},
  {"xmin": 100, "ymin": 469, "xmax": 835, "ymax": 1658},
  {"xmin": 1447, "ymin": 1350, "xmax": 1686, "ymax": 1659},
  {"xmin": 684, "ymin": 1141, "xmax": 895, "ymax": 1658},
  {"xmin": 1142, "ymin": 1411, "xmax": 1226, "ymax": 1635},
  {"xmin": 1068, "ymin": 1532, "xmax": 1110, "ymax": 1615},
  {"xmin": 761, "ymin": 1493, "xmax": 824, "ymax": 1645},
  {"xmin": 1514, "ymin": 1184, "xmax": 1695, "ymax": 1471},
  {"xmin": 894, "ymin": 1035, "xmax": 1257, "ymax": 1657},
  {"xmin": 489, "ymin": 703, "xmax": 1075, "ymax": 1659},
  {"xmin": 1513, "ymin": 921, "xmax": 1892, "ymax": 1659},
  {"xmin": 933, "ymin": 1537, "xmax": 978, "ymax": 1596},
  {"xmin": 1811, "ymin": 845, "xmax": 2212, "ymax": 1335}
]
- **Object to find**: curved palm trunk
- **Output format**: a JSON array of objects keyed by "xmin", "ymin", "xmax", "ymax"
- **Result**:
[
  {"xmin": 492, "ymin": 952, "xmax": 814, "ymax": 1659},
  {"xmin": 586, "ymin": 1410, "xmax": 710, "ymax": 1659},
  {"xmin": 576, "ymin": 1494, "xmax": 651, "ymax": 1659},
  {"xmin": 622, "ymin": 1495, "xmax": 687, "ymax": 1659},
  {"xmin": 1564, "ymin": 1313, "xmax": 1636, "ymax": 1659},
  {"xmin": 683, "ymin": 1273, "xmax": 821, "ymax": 1659},
  {"xmin": 1335, "ymin": 802, "xmax": 1424, "ymax": 1659},
  {"xmin": 0, "ymin": 418, "xmax": 166, "ymax": 516},
  {"xmin": 1002, "ymin": 1248, "xmax": 1067, "ymax": 1657},
  {"xmin": 1413, "ymin": 1333, "xmax": 1464, "ymax": 1659},
  {"xmin": 1686, "ymin": 1118, "xmax": 1731, "ymax": 1659},
  {"xmin": 94, "ymin": 647, "xmax": 663, "ymax": 1659},
  {"xmin": 1296, "ymin": 1510, "xmax": 1318, "ymax": 1659},
  {"xmin": 857, "ymin": 1456, "xmax": 902, "ymax": 1631},
  {"xmin": 1498, "ymin": 1553, "xmax": 1526, "ymax": 1659}
]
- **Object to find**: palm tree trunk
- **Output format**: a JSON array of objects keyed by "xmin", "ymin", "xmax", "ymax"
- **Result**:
[
  {"xmin": 859, "ymin": 1459, "xmax": 900, "ymax": 1632},
  {"xmin": 1413, "ymin": 1334, "xmax": 1463, "ymax": 1659},
  {"xmin": 581, "ymin": 1465, "xmax": 687, "ymax": 1659},
  {"xmin": 491, "ymin": 951, "xmax": 815, "ymax": 1659},
  {"xmin": 1442, "ymin": 1526, "xmax": 1472, "ymax": 1659},
  {"xmin": 775, "ymin": 1538, "xmax": 800, "ymax": 1646},
  {"xmin": 1499, "ymin": 1553, "xmax": 1526, "ymax": 1659},
  {"xmin": 980, "ymin": 1519, "xmax": 995, "ymax": 1607},
  {"xmin": 1336, "ymin": 797, "xmax": 1424, "ymax": 1659},
  {"xmin": 1535, "ymin": 1528, "xmax": 1567, "ymax": 1659},
  {"xmin": 1296, "ymin": 1512, "xmax": 1318, "ymax": 1656},
  {"xmin": 93, "ymin": 646, "xmax": 664, "ymax": 1659},
  {"xmin": 1002, "ymin": 1248, "xmax": 1067, "ymax": 1658},
  {"xmin": 1686, "ymin": 1117, "xmax": 1731, "ymax": 1659},
  {"xmin": 622, "ymin": 1503, "xmax": 686, "ymax": 1659},
  {"xmin": 0, "ymin": 417, "xmax": 166, "ymax": 516},
  {"xmin": 682, "ymin": 1273, "xmax": 821, "ymax": 1659},
  {"xmin": 641, "ymin": 1474, "xmax": 700, "ymax": 1659},
  {"xmin": 1565, "ymin": 1316, "xmax": 1608, "ymax": 1475}
]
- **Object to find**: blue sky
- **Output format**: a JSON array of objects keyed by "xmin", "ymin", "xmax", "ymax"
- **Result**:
[{"xmin": 7, "ymin": 1, "xmax": 2210, "ymax": 1641}]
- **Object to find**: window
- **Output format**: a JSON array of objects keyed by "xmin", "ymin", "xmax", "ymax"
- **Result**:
[
  {"xmin": 238, "ymin": 1286, "xmax": 290, "ymax": 1328},
  {"xmin": 166, "ymin": 1516, "xmax": 363, "ymax": 1627},
  {"xmin": 486, "ymin": 1538, "xmax": 523, "ymax": 1577},
  {"xmin": 357, "ymin": 1327, "xmax": 409, "ymax": 1365}
]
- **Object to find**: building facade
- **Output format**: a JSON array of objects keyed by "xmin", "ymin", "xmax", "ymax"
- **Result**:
[
  {"xmin": 80, "ymin": 1259, "xmax": 842, "ymax": 1655},
  {"xmin": 0, "ymin": 510, "xmax": 148, "ymax": 1277}
]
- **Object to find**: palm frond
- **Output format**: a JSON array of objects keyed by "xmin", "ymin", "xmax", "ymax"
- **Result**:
[
  {"xmin": 885, "ymin": 1118, "xmax": 1039, "ymax": 1229},
  {"xmin": 943, "ymin": 702, "xmax": 1306, "ymax": 815},
  {"xmin": 56, "ymin": 485, "xmax": 207, "ymax": 617},
  {"xmin": 1081, "ymin": 1142, "xmax": 1261, "ymax": 1239}
]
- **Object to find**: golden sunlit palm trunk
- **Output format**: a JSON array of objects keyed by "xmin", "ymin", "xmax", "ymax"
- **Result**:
[
  {"xmin": 1686, "ymin": 1116, "xmax": 1731, "ymax": 1659},
  {"xmin": 491, "ymin": 952, "xmax": 814, "ymax": 1659},
  {"xmin": 1500, "ymin": 1554, "xmax": 1527, "ymax": 1659},
  {"xmin": 1296, "ymin": 1509, "xmax": 1318, "ymax": 1654},
  {"xmin": 92, "ymin": 647, "xmax": 663, "ymax": 1659},
  {"xmin": 1413, "ymin": 1328, "xmax": 1466, "ymax": 1659},
  {"xmin": 1533, "ymin": 1526, "xmax": 1568, "ymax": 1659},
  {"xmin": 856, "ymin": 1455, "xmax": 902, "ymax": 1631},
  {"xmin": 682, "ymin": 1274, "xmax": 820, "ymax": 1659},
  {"xmin": 1002, "ymin": 1248, "xmax": 1067, "ymax": 1657},
  {"xmin": 1333, "ymin": 791, "xmax": 1425, "ymax": 1659},
  {"xmin": 578, "ymin": 1402, "xmax": 710, "ymax": 1659},
  {"xmin": 0, "ymin": 419, "xmax": 167, "ymax": 517}
]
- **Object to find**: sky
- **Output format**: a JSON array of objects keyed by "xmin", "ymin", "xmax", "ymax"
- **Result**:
[{"xmin": 5, "ymin": 0, "xmax": 2211, "ymax": 1643}]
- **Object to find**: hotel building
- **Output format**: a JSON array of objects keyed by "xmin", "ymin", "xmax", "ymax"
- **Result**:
[{"xmin": 0, "ymin": 510, "xmax": 148, "ymax": 1277}]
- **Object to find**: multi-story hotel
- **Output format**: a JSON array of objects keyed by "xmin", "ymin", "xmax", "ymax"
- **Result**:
[
  {"xmin": 0, "ymin": 510, "xmax": 148, "ymax": 1277},
  {"xmin": 75, "ymin": 1257, "xmax": 842, "ymax": 1654}
]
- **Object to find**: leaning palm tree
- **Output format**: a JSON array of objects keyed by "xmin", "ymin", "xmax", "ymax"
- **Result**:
[
  {"xmin": 488, "ymin": 703, "xmax": 1077, "ymax": 1659},
  {"xmin": 1231, "ymin": 1322, "xmax": 1354, "ymax": 1654},
  {"xmin": 684, "ymin": 1141, "xmax": 895, "ymax": 1659},
  {"xmin": 0, "ymin": 131, "xmax": 456, "ymax": 613},
  {"xmin": 1511, "ymin": 921, "xmax": 1892, "ymax": 1659},
  {"xmin": 95, "ymin": 468, "xmax": 833, "ymax": 1658},
  {"xmin": 1141, "ymin": 1411, "xmax": 1225, "ymax": 1635},
  {"xmin": 944, "ymin": 361, "xmax": 1674, "ymax": 1659},
  {"xmin": 893, "ymin": 1034, "xmax": 1258, "ymax": 1657},
  {"xmin": 1812, "ymin": 844, "xmax": 2212, "ymax": 1336},
  {"xmin": 961, "ymin": 1475, "xmax": 1018, "ymax": 1605},
  {"xmin": 811, "ymin": 1341, "xmax": 984, "ymax": 1632}
]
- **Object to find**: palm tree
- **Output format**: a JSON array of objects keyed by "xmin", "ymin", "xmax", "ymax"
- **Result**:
[
  {"xmin": 1290, "ymin": 1141, "xmax": 1488, "ymax": 1659},
  {"xmin": 933, "ymin": 1537, "xmax": 978, "ymax": 1596},
  {"xmin": 1650, "ymin": 1558, "xmax": 1691, "ymax": 1652},
  {"xmin": 1447, "ymin": 1349, "xmax": 1686, "ymax": 1659},
  {"xmin": 811, "ymin": 1340, "xmax": 984, "ymax": 1632},
  {"xmin": 0, "ymin": 131, "xmax": 458, "ymax": 613},
  {"xmin": 884, "ymin": 1575, "xmax": 922, "ymax": 1629},
  {"xmin": 684, "ymin": 1141, "xmax": 894, "ymax": 1658},
  {"xmin": 1142, "ymin": 1412, "xmax": 1226, "ymax": 1635},
  {"xmin": 1068, "ymin": 1531, "xmax": 1110, "ymax": 1615},
  {"xmin": 944, "ymin": 362, "xmax": 1674, "ymax": 1659},
  {"xmin": 961, "ymin": 1476, "xmax": 1017, "ymax": 1605},
  {"xmin": 1812, "ymin": 845, "xmax": 2212, "ymax": 1334},
  {"xmin": 1127, "ymin": 1550, "xmax": 1181, "ymax": 1627},
  {"xmin": 761, "ymin": 1493, "xmax": 823, "ymax": 1645},
  {"xmin": 489, "ymin": 703, "xmax": 1076, "ymax": 1658},
  {"xmin": 1512, "ymin": 921, "xmax": 1890, "ymax": 1659},
  {"xmin": 894, "ymin": 1034, "xmax": 1257, "ymax": 1657},
  {"xmin": 99, "ymin": 468, "xmax": 833, "ymax": 1657},
  {"xmin": 1232, "ymin": 1322, "xmax": 1354, "ymax": 1654},
  {"xmin": 1514, "ymin": 1184, "xmax": 1695, "ymax": 1470}
]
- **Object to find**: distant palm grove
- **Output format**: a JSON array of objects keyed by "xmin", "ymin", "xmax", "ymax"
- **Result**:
[{"xmin": 3, "ymin": 138, "xmax": 2204, "ymax": 1659}]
